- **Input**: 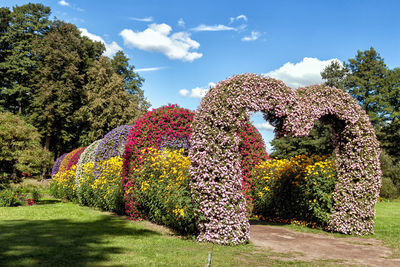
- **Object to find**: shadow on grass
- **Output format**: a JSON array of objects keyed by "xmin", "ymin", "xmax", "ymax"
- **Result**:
[
  {"xmin": 0, "ymin": 215, "xmax": 160, "ymax": 267},
  {"xmin": 36, "ymin": 199, "xmax": 61, "ymax": 205}
]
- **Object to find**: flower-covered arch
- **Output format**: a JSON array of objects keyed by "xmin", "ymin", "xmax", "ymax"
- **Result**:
[
  {"xmin": 189, "ymin": 73, "xmax": 381, "ymax": 245},
  {"xmin": 122, "ymin": 104, "xmax": 268, "ymax": 219}
]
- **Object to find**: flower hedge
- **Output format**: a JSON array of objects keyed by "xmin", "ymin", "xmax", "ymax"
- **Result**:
[{"xmin": 190, "ymin": 73, "xmax": 381, "ymax": 244}]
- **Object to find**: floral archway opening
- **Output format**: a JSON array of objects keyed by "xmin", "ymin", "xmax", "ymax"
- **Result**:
[{"xmin": 189, "ymin": 74, "xmax": 381, "ymax": 245}]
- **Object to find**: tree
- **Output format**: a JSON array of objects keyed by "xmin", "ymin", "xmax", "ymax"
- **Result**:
[
  {"xmin": 0, "ymin": 112, "xmax": 52, "ymax": 182},
  {"xmin": 320, "ymin": 60, "xmax": 349, "ymax": 90},
  {"xmin": 0, "ymin": 3, "xmax": 51, "ymax": 115},
  {"xmin": 345, "ymin": 47, "xmax": 390, "ymax": 126},
  {"xmin": 79, "ymin": 56, "xmax": 146, "ymax": 143},
  {"xmin": 270, "ymin": 121, "xmax": 335, "ymax": 159},
  {"xmin": 111, "ymin": 51, "xmax": 150, "ymax": 113},
  {"xmin": 30, "ymin": 20, "xmax": 104, "ymax": 154}
]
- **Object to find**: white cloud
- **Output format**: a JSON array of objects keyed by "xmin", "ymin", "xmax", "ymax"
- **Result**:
[
  {"xmin": 129, "ymin": 17, "xmax": 153, "ymax": 22},
  {"xmin": 178, "ymin": 18, "xmax": 185, "ymax": 27},
  {"xmin": 230, "ymin": 14, "xmax": 248, "ymax": 24},
  {"xmin": 135, "ymin": 67, "xmax": 165, "ymax": 72},
  {"xmin": 180, "ymin": 82, "xmax": 215, "ymax": 98},
  {"xmin": 79, "ymin": 28, "xmax": 122, "ymax": 58},
  {"xmin": 191, "ymin": 24, "xmax": 236, "ymax": 32},
  {"xmin": 179, "ymin": 89, "xmax": 189, "ymax": 96},
  {"xmin": 263, "ymin": 57, "xmax": 342, "ymax": 89},
  {"xmin": 120, "ymin": 23, "xmax": 202, "ymax": 62},
  {"xmin": 242, "ymin": 31, "xmax": 260, "ymax": 42},
  {"xmin": 254, "ymin": 122, "xmax": 275, "ymax": 131},
  {"xmin": 58, "ymin": 0, "xmax": 70, "ymax": 6}
]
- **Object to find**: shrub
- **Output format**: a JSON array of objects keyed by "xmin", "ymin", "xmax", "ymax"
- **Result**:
[
  {"xmin": 76, "ymin": 162, "xmax": 96, "ymax": 207},
  {"xmin": 0, "ymin": 188, "xmax": 19, "ymax": 207},
  {"xmin": 122, "ymin": 105, "xmax": 194, "ymax": 219},
  {"xmin": 380, "ymin": 177, "xmax": 398, "ymax": 199},
  {"xmin": 0, "ymin": 186, "xmax": 41, "ymax": 207},
  {"xmin": 0, "ymin": 111, "xmax": 53, "ymax": 180},
  {"xmin": 252, "ymin": 155, "xmax": 336, "ymax": 227},
  {"xmin": 133, "ymin": 147, "xmax": 197, "ymax": 235}
]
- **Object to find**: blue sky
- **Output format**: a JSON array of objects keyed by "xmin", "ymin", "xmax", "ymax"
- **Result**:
[{"xmin": 4, "ymin": 0, "xmax": 400, "ymax": 152}]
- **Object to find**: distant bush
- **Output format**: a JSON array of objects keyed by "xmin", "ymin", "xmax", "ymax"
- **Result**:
[{"xmin": 0, "ymin": 186, "xmax": 41, "ymax": 207}]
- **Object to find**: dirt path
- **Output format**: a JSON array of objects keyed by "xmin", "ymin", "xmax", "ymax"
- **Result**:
[{"xmin": 250, "ymin": 225, "xmax": 400, "ymax": 266}]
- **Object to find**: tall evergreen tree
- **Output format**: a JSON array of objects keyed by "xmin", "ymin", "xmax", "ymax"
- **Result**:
[
  {"xmin": 0, "ymin": 3, "xmax": 51, "ymax": 115},
  {"xmin": 320, "ymin": 60, "xmax": 349, "ymax": 90},
  {"xmin": 111, "ymin": 51, "xmax": 150, "ymax": 113},
  {"xmin": 345, "ymin": 47, "xmax": 390, "ymax": 126},
  {"xmin": 79, "ymin": 56, "xmax": 146, "ymax": 143},
  {"xmin": 30, "ymin": 20, "xmax": 104, "ymax": 154}
]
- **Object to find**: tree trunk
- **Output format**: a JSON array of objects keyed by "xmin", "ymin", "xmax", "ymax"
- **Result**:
[{"xmin": 45, "ymin": 136, "xmax": 51, "ymax": 151}]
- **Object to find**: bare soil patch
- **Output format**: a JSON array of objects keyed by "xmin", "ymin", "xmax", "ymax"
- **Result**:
[{"xmin": 250, "ymin": 224, "xmax": 400, "ymax": 266}]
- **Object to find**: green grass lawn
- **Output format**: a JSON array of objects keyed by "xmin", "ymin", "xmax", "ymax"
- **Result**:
[{"xmin": 0, "ymin": 199, "xmax": 398, "ymax": 266}]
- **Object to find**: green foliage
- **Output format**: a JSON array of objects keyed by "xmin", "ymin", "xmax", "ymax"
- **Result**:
[
  {"xmin": 0, "ymin": 3, "xmax": 51, "ymax": 115},
  {"xmin": 379, "ymin": 150, "xmax": 400, "ymax": 198},
  {"xmin": 252, "ymin": 155, "xmax": 336, "ymax": 227},
  {"xmin": 0, "ymin": 186, "xmax": 41, "ymax": 207},
  {"xmin": 30, "ymin": 20, "xmax": 104, "ymax": 153},
  {"xmin": 79, "ymin": 57, "xmax": 145, "ymax": 143},
  {"xmin": 0, "ymin": 188, "xmax": 19, "ymax": 207},
  {"xmin": 0, "ymin": 112, "xmax": 53, "ymax": 180},
  {"xmin": 270, "ymin": 121, "xmax": 335, "ymax": 159},
  {"xmin": 111, "ymin": 51, "xmax": 149, "ymax": 113},
  {"xmin": 320, "ymin": 60, "xmax": 348, "ymax": 90},
  {"xmin": 345, "ymin": 47, "xmax": 389, "ymax": 125}
]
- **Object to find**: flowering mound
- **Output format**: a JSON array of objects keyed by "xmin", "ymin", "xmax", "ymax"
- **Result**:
[
  {"xmin": 75, "ymin": 140, "xmax": 101, "ymax": 186},
  {"xmin": 51, "ymin": 153, "xmax": 68, "ymax": 177},
  {"xmin": 67, "ymin": 147, "xmax": 86, "ymax": 171},
  {"xmin": 285, "ymin": 85, "xmax": 381, "ymax": 235},
  {"xmin": 58, "ymin": 147, "xmax": 86, "ymax": 174},
  {"xmin": 122, "ymin": 104, "xmax": 267, "ymax": 220},
  {"xmin": 122, "ymin": 105, "xmax": 194, "ymax": 218},
  {"xmin": 190, "ymin": 73, "xmax": 381, "ymax": 244},
  {"xmin": 93, "ymin": 125, "xmax": 132, "ymax": 179}
]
